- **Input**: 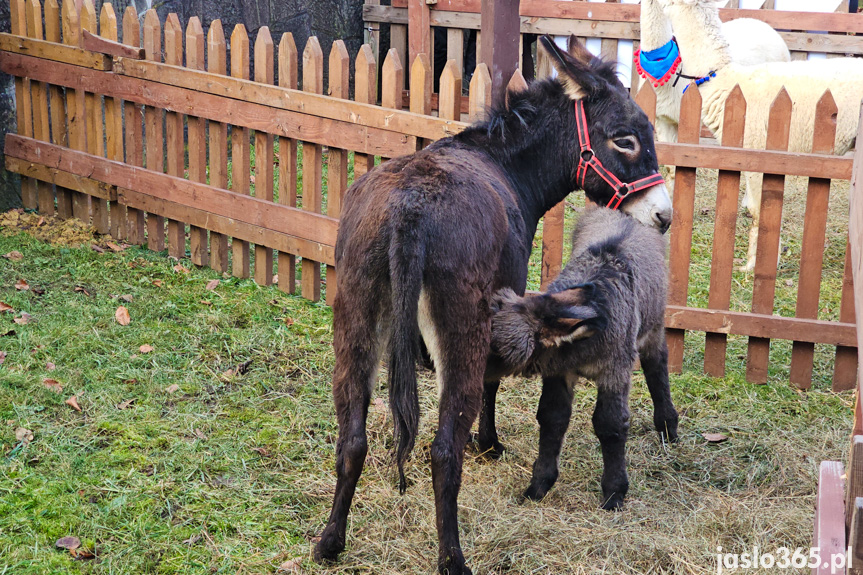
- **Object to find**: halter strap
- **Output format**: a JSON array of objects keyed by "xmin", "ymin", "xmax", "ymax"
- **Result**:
[{"xmin": 573, "ymin": 100, "xmax": 665, "ymax": 210}]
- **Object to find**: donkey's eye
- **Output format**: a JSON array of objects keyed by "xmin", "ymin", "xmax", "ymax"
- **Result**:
[{"xmin": 613, "ymin": 137, "xmax": 636, "ymax": 150}]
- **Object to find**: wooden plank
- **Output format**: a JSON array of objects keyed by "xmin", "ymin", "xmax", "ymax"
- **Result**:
[
  {"xmin": 301, "ymin": 36, "xmax": 324, "ymax": 302},
  {"xmin": 101, "ymin": 3, "xmax": 124, "ymax": 239},
  {"xmin": 390, "ymin": 24, "xmax": 408, "ymax": 90},
  {"xmin": 25, "ymin": 0, "xmax": 54, "ymax": 217},
  {"xmin": 187, "ymin": 17, "xmax": 208, "ymax": 267},
  {"xmin": 277, "ymin": 32, "xmax": 299, "ymax": 295},
  {"xmin": 122, "ymin": 5, "xmax": 144, "ymax": 245},
  {"xmin": 410, "ymin": 52, "xmax": 432, "ymax": 117},
  {"xmin": 353, "ymin": 44, "xmax": 377, "ymax": 181},
  {"xmin": 468, "ymin": 62, "xmax": 491, "ymax": 123},
  {"xmin": 666, "ymin": 87, "xmax": 701, "ymax": 374},
  {"xmin": 14, "ymin": 0, "xmax": 34, "ymax": 212},
  {"xmin": 480, "ymin": 0, "xmax": 520, "ymax": 107},
  {"xmin": 408, "ymin": 0, "xmax": 431, "ymax": 68},
  {"xmin": 849, "ymin": 498, "xmax": 863, "ymax": 575},
  {"xmin": 381, "ymin": 48, "xmax": 404, "ymax": 112},
  {"xmin": 664, "ymin": 306, "xmax": 857, "ymax": 348},
  {"xmin": 231, "ymin": 23, "xmax": 251, "ymax": 278},
  {"xmin": 207, "ymin": 20, "xmax": 229, "ymax": 272},
  {"xmin": 0, "ymin": 33, "xmax": 111, "ymax": 69},
  {"xmin": 746, "ymin": 89, "xmax": 791, "ymax": 384},
  {"xmin": 81, "ymin": 28, "xmax": 144, "ymax": 59},
  {"xmin": 834, "ymin": 237, "xmax": 858, "ymax": 391},
  {"xmin": 847, "ymin": 436, "xmax": 863, "ymax": 535},
  {"xmin": 634, "ymin": 82, "xmax": 656, "ymax": 125},
  {"xmin": 62, "ymin": 0, "xmax": 88, "ymax": 223},
  {"xmin": 164, "ymin": 13, "xmax": 185, "ymax": 259},
  {"xmin": 117, "ymin": 189, "xmax": 334, "ymax": 266},
  {"xmin": 704, "ymin": 86, "xmax": 745, "ymax": 378},
  {"xmin": 325, "ymin": 39, "xmax": 349, "ymax": 305},
  {"xmin": 5, "ymin": 156, "xmax": 115, "ymax": 200},
  {"xmin": 852, "ymin": 107, "xmax": 863, "ymax": 438},
  {"xmin": 812, "ymin": 461, "xmax": 845, "ymax": 575},
  {"xmin": 439, "ymin": 59, "xmax": 461, "ymax": 122},
  {"xmin": 81, "ymin": 0, "xmax": 108, "ymax": 234},
  {"xmin": 447, "ymin": 28, "xmax": 464, "ymax": 79},
  {"xmin": 143, "ymin": 9, "xmax": 164, "ymax": 252},
  {"xmin": 4, "ymin": 135, "xmax": 339, "ymax": 249},
  {"xmin": 45, "ymin": 0, "xmax": 71, "ymax": 219},
  {"xmin": 254, "ymin": 27, "xmax": 275, "ymax": 287},
  {"xmin": 540, "ymin": 202, "xmax": 564, "ymax": 291},
  {"xmin": 790, "ymin": 92, "xmax": 837, "ymax": 389}
]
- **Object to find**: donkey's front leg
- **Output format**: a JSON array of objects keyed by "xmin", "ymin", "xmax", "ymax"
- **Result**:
[
  {"xmin": 639, "ymin": 334, "xmax": 678, "ymax": 443},
  {"xmin": 476, "ymin": 379, "xmax": 505, "ymax": 458},
  {"xmin": 593, "ymin": 378, "xmax": 631, "ymax": 511},
  {"xmin": 523, "ymin": 373, "xmax": 576, "ymax": 501}
]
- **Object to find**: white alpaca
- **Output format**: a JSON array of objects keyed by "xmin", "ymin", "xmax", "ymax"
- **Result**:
[
  {"xmin": 638, "ymin": 0, "xmax": 790, "ymax": 144},
  {"xmin": 659, "ymin": 0, "xmax": 863, "ymax": 271}
]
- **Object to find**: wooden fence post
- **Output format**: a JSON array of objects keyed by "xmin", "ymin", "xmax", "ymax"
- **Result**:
[
  {"xmin": 480, "ymin": 0, "xmax": 520, "ymax": 108},
  {"xmin": 704, "ymin": 85, "xmax": 745, "ymax": 378},
  {"xmin": 231, "ymin": 23, "xmax": 251, "ymax": 277},
  {"xmin": 325, "ymin": 39, "xmax": 349, "ymax": 305},
  {"xmin": 143, "ymin": 9, "xmax": 165, "ymax": 252},
  {"xmin": 408, "ymin": 0, "xmax": 430, "ymax": 71},
  {"xmin": 13, "ymin": 0, "xmax": 35, "ymax": 211},
  {"xmin": 746, "ymin": 89, "xmax": 791, "ymax": 384},
  {"xmin": 410, "ymin": 53, "xmax": 432, "ymax": 117},
  {"xmin": 301, "ymin": 36, "xmax": 324, "ymax": 302},
  {"xmin": 26, "ymin": 0, "xmax": 54, "ymax": 217},
  {"xmin": 207, "ymin": 20, "xmax": 229, "ymax": 272},
  {"xmin": 62, "ymin": 0, "xmax": 88, "ymax": 223},
  {"xmin": 790, "ymin": 91, "xmax": 837, "ymax": 389},
  {"xmin": 468, "ymin": 62, "xmax": 491, "ymax": 123},
  {"xmin": 834, "ymin": 240, "xmax": 858, "ymax": 391},
  {"xmin": 666, "ymin": 84, "xmax": 701, "ymax": 374},
  {"xmin": 45, "ymin": 0, "xmax": 71, "ymax": 219},
  {"xmin": 381, "ymin": 48, "xmax": 403, "ymax": 113},
  {"xmin": 254, "ymin": 26, "xmax": 275, "ymax": 286},
  {"xmin": 82, "ymin": 0, "xmax": 107, "ymax": 233},
  {"xmin": 164, "ymin": 13, "xmax": 185, "ymax": 259},
  {"xmin": 353, "ymin": 44, "xmax": 377, "ymax": 185},
  {"xmin": 277, "ymin": 32, "xmax": 298, "ymax": 294},
  {"xmin": 439, "ymin": 59, "xmax": 461, "ymax": 122},
  {"xmin": 122, "ymin": 5, "xmax": 145, "ymax": 245},
  {"xmin": 634, "ymin": 81, "xmax": 656, "ymax": 125},
  {"xmin": 186, "ymin": 17, "xmax": 208, "ymax": 267},
  {"xmin": 101, "ymin": 3, "xmax": 123, "ymax": 238}
]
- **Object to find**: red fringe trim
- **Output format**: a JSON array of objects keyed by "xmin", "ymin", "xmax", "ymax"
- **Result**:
[{"xmin": 633, "ymin": 49, "xmax": 683, "ymax": 88}]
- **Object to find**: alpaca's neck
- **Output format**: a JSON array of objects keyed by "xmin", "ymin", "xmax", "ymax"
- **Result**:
[
  {"xmin": 666, "ymin": 2, "xmax": 732, "ymax": 77},
  {"xmin": 640, "ymin": 0, "xmax": 674, "ymax": 52}
]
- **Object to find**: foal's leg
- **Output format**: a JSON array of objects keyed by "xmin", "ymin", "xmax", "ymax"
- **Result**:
[
  {"xmin": 639, "ymin": 334, "xmax": 678, "ymax": 443},
  {"xmin": 476, "ymin": 379, "xmax": 505, "ymax": 458},
  {"xmin": 523, "ymin": 373, "xmax": 576, "ymax": 501},
  {"xmin": 315, "ymin": 300, "xmax": 382, "ymax": 562},
  {"xmin": 429, "ymin": 292, "xmax": 487, "ymax": 575},
  {"xmin": 593, "ymin": 373, "xmax": 631, "ymax": 511}
]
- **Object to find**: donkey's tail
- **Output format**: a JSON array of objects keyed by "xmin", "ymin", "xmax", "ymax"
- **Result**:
[{"xmin": 388, "ymin": 223, "xmax": 426, "ymax": 494}]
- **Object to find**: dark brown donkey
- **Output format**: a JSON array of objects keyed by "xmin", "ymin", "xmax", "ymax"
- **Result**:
[{"xmin": 315, "ymin": 36, "xmax": 672, "ymax": 575}]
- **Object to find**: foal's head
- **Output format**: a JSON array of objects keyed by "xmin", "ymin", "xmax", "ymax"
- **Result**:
[{"xmin": 542, "ymin": 35, "xmax": 672, "ymax": 232}]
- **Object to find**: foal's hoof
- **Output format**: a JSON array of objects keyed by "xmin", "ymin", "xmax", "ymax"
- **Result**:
[
  {"xmin": 601, "ymin": 492, "xmax": 626, "ymax": 511},
  {"xmin": 439, "ymin": 551, "xmax": 472, "ymax": 575},
  {"xmin": 470, "ymin": 433, "xmax": 506, "ymax": 459},
  {"xmin": 660, "ymin": 428, "xmax": 679, "ymax": 444},
  {"xmin": 313, "ymin": 525, "xmax": 344, "ymax": 563},
  {"xmin": 522, "ymin": 476, "xmax": 555, "ymax": 502}
]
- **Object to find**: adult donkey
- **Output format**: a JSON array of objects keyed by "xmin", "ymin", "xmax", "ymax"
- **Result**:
[{"xmin": 315, "ymin": 35, "xmax": 672, "ymax": 575}]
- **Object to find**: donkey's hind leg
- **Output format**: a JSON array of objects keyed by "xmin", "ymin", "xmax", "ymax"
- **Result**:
[
  {"xmin": 523, "ymin": 373, "xmax": 576, "ymax": 501},
  {"xmin": 639, "ymin": 333, "xmax": 678, "ymax": 443},
  {"xmin": 315, "ymin": 299, "xmax": 383, "ymax": 563},
  {"xmin": 593, "ymin": 373, "xmax": 631, "ymax": 511},
  {"xmin": 476, "ymin": 379, "xmax": 505, "ymax": 458}
]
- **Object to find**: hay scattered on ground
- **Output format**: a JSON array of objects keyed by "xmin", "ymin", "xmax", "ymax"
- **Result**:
[{"xmin": 0, "ymin": 209, "xmax": 99, "ymax": 247}]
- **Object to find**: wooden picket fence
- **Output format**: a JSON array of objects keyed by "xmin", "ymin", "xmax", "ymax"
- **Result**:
[{"xmin": 1, "ymin": 0, "xmax": 857, "ymax": 391}]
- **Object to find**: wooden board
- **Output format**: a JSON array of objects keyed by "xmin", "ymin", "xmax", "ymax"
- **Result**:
[
  {"xmin": 0, "ymin": 32, "xmax": 111, "ymax": 69},
  {"xmin": 143, "ymin": 9, "xmax": 165, "ymax": 252},
  {"xmin": 277, "ymin": 32, "xmax": 299, "ymax": 295},
  {"xmin": 231, "ymin": 23, "xmax": 251, "ymax": 279},
  {"xmin": 207, "ymin": 19, "xmax": 229, "ymax": 272},
  {"xmin": 812, "ymin": 461, "xmax": 846, "ymax": 575},
  {"xmin": 325, "ymin": 39, "xmax": 349, "ymax": 305},
  {"xmin": 122, "ymin": 5, "xmax": 145, "ymax": 245},
  {"xmin": 187, "ymin": 17, "xmax": 208, "ymax": 268},
  {"xmin": 254, "ymin": 26, "xmax": 275, "ymax": 287},
  {"xmin": 301, "ymin": 37, "xmax": 324, "ymax": 302},
  {"xmin": 164, "ymin": 13, "xmax": 185, "ymax": 259}
]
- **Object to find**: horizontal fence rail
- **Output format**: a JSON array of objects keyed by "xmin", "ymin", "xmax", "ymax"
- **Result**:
[{"xmin": 2, "ymin": 0, "xmax": 857, "ymax": 390}]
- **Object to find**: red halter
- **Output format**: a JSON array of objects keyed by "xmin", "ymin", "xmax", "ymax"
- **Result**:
[{"xmin": 573, "ymin": 100, "xmax": 666, "ymax": 210}]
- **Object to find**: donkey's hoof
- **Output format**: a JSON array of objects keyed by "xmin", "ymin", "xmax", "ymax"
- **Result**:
[
  {"xmin": 470, "ymin": 433, "xmax": 506, "ymax": 459},
  {"xmin": 522, "ymin": 478, "xmax": 554, "ymax": 502},
  {"xmin": 313, "ymin": 526, "xmax": 344, "ymax": 563},
  {"xmin": 601, "ymin": 493, "xmax": 626, "ymax": 511},
  {"xmin": 660, "ymin": 429, "xmax": 679, "ymax": 444},
  {"xmin": 438, "ymin": 551, "xmax": 472, "ymax": 575}
]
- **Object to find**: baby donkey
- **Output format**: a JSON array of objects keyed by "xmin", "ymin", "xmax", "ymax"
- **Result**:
[{"xmin": 489, "ymin": 207, "xmax": 679, "ymax": 510}]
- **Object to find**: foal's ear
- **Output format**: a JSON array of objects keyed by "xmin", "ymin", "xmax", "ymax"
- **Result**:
[
  {"xmin": 538, "ymin": 34, "xmax": 601, "ymax": 100},
  {"xmin": 538, "ymin": 284, "xmax": 600, "ymax": 347}
]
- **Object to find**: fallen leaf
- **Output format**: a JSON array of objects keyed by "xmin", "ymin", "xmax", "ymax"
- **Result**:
[
  {"xmin": 116, "ymin": 398, "xmax": 135, "ymax": 410},
  {"xmin": 733, "ymin": 257, "xmax": 744, "ymax": 265},
  {"xmin": 0, "ymin": 302, "xmax": 12, "ymax": 313},
  {"xmin": 194, "ymin": 428, "xmax": 207, "ymax": 440},
  {"xmin": 15, "ymin": 427, "xmax": 33, "ymax": 444},
  {"xmin": 14, "ymin": 313, "xmax": 32, "ymax": 325},
  {"xmin": 152, "ymin": 279, "xmax": 163, "ymax": 287},
  {"xmin": 31, "ymin": 286, "xmax": 45, "ymax": 296},
  {"xmin": 205, "ymin": 279, "xmax": 220, "ymax": 290},
  {"xmin": 784, "ymin": 279, "xmax": 793, "ymax": 287},
  {"xmin": 119, "ymin": 294, "xmax": 134, "ymax": 303},
  {"xmin": 36, "ymin": 216, "xmax": 44, "ymax": 226},
  {"xmin": 106, "ymin": 242, "xmax": 125, "ymax": 252},
  {"xmin": 277, "ymin": 558, "xmax": 303, "ymax": 572},
  {"xmin": 55, "ymin": 536, "xmax": 81, "ymax": 550},
  {"xmin": 199, "ymin": 300, "xmax": 212, "ymax": 306},
  {"xmin": 70, "ymin": 547, "xmax": 95, "ymax": 559},
  {"xmin": 65, "ymin": 395, "xmax": 82, "ymax": 412},
  {"xmin": 702, "ymin": 432, "xmax": 728, "ymax": 443},
  {"xmin": 43, "ymin": 378, "xmax": 63, "ymax": 393},
  {"xmin": 46, "ymin": 361, "xmax": 55, "ymax": 371},
  {"xmin": 182, "ymin": 533, "xmax": 201, "ymax": 545},
  {"xmin": 222, "ymin": 368, "xmax": 234, "ymax": 378},
  {"xmin": 166, "ymin": 384, "xmax": 179, "ymax": 394},
  {"xmin": 234, "ymin": 360, "xmax": 252, "ymax": 376},
  {"xmin": 3, "ymin": 251, "xmax": 23, "ymax": 261},
  {"xmin": 0, "ymin": 351, "xmax": 5, "ymax": 365},
  {"xmin": 123, "ymin": 378, "xmax": 138, "ymax": 384},
  {"xmin": 92, "ymin": 245, "xmax": 105, "ymax": 254},
  {"xmin": 14, "ymin": 279, "xmax": 29, "ymax": 291},
  {"xmin": 173, "ymin": 264, "xmax": 190, "ymax": 274},
  {"xmin": 251, "ymin": 446, "xmax": 270, "ymax": 457},
  {"xmin": 74, "ymin": 286, "xmax": 91, "ymax": 296},
  {"xmin": 282, "ymin": 317, "xmax": 295, "ymax": 326},
  {"xmin": 139, "ymin": 344, "xmax": 153, "ymax": 354},
  {"xmin": 115, "ymin": 306, "xmax": 131, "ymax": 326},
  {"xmin": 272, "ymin": 274, "xmax": 279, "ymax": 284},
  {"xmin": 249, "ymin": 174, "xmax": 256, "ymax": 184}
]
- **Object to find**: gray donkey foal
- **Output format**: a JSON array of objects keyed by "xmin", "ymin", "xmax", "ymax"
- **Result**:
[{"xmin": 488, "ymin": 207, "xmax": 678, "ymax": 510}]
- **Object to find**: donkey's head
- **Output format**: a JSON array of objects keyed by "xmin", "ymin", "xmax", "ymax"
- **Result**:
[
  {"xmin": 541, "ymin": 35, "xmax": 672, "ymax": 233},
  {"xmin": 490, "ymin": 285, "xmax": 605, "ymax": 372}
]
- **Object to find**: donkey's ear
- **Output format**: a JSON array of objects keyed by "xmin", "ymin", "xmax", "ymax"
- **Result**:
[
  {"xmin": 566, "ymin": 35, "xmax": 594, "ymax": 65},
  {"xmin": 538, "ymin": 34, "xmax": 600, "ymax": 100},
  {"xmin": 538, "ymin": 284, "xmax": 601, "ymax": 346}
]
